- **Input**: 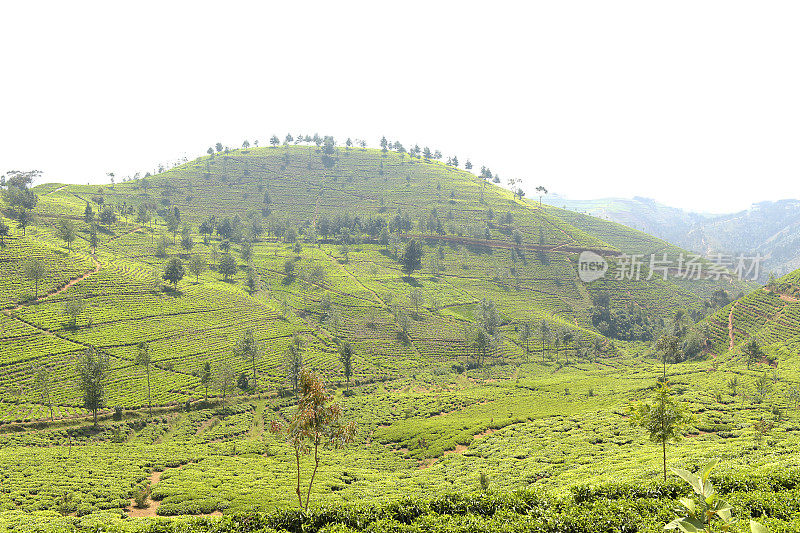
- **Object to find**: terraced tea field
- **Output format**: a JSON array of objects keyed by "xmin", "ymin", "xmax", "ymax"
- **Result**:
[{"xmin": 1, "ymin": 142, "xmax": 793, "ymax": 530}]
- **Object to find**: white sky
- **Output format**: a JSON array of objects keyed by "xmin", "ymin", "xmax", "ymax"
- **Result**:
[{"xmin": 2, "ymin": 1, "xmax": 798, "ymax": 213}]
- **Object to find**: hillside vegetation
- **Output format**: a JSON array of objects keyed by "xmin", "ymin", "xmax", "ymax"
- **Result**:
[{"xmin": 0, "ymin": 139, "xmax": 795, "ymax": 530}]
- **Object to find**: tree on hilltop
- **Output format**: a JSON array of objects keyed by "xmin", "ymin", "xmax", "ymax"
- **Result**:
[
  {"xmin": 270, "ymin": 135, "xmax": 280, "ymax": 148},
  {"xmin": 2, "ymin": 170, "xmax": 39, "ymax": 235},
  {"xmin": 535, "ymin": 185, "xmax": 548, "ymax": 206}
]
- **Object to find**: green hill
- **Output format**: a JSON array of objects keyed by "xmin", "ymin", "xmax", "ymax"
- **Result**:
[
  {"xmin": 1, "ymin": 141, "xmax": 793, "ymax": 527},
  {"xmin": 701, "ymin": 267, "xmax": 800, "ymax": 367},
  {"xmin": 1, "ymin": 145, "xmax": 747, "ymax": 415}
]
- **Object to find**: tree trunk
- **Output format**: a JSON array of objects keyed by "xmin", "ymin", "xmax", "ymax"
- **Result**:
[
  {"xmin": 305, "ymin": 441, "xmax": 320, "ymax": 511},
  {"xmin": 295, "ymin": 449, "xmax": 303, "ymax": 508},
  {"xmin": 93, "ymin": 407, "xmax": 98, "ymax": 427},
  {"xmin": 147, "ymin": 367, "xmax": 152, "ymax": 418},
  {"xmin": 662, "ymin": 439, "xmax": 667, "ymax": 482}
]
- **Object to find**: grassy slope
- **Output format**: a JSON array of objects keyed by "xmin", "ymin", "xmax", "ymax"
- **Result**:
[
  {"xmin": 1, "ymin": 145, "xmax": 747, "ymax": 416},
  {"xmin": 1, "ymin": 144, "xmax": 792, "ymax": 525}
]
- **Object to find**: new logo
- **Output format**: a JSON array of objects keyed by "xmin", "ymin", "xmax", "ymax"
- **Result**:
[{"xmin": 578, "ymin": 251, "xmax": 608, "ymax": 282}]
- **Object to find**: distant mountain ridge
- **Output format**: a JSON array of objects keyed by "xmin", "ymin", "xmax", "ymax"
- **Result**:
[{"xmin": 547, "ymin": 196, "xmax": 800, "ymax": 278}]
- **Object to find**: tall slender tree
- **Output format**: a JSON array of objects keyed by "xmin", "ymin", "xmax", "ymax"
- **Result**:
[
  {"xmin": 630, "ymin": 383, "xmax": 693, "ymax": 481},
  {"xmin": 135, "ymin": 342, "xmax": 153, "ymax": 417},
  {"xmin": 77, "ymin": 346, "xmax": 109, "ymax": 427},
  {"xmin": 339, "ymin": 341, "xmax": 353, "ymax": 391},
  {"xmin": 236, "ymin": 328, "xmax": 260, "ymax": 390}
]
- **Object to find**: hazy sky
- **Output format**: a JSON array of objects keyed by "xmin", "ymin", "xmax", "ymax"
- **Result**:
[{"xmin": 2, "ymin": 2, "xmax": 798, "ymax": 213}]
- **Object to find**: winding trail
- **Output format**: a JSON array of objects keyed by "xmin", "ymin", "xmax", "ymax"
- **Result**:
[
  {"xmin": 4, "ymin": 255, "xmax": 101, "ymax": 314},
  {"xmin": 126, "ymin": 463, "xmax": 222, "ymax": 519}
]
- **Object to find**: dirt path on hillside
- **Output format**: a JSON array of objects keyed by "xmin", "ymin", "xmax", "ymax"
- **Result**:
[
  {"xmin": 126, "ymin": 464, "xmax": 223, "ymax": 519},
  {"xmin": 4, "ymin": 255, "xmax": 101, "ymax": 314},
  {"xmin": 45, "ymin": 185, "xmax": 68, "ymax": 196}
]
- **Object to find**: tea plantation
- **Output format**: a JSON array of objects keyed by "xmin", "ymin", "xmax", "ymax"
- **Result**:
[{"xmin": 1, "ymin": 140, "xmax": 797, "ymax": 531}]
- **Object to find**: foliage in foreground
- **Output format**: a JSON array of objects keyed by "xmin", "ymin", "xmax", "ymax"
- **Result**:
[{"xmin": 4, "ymin": 472, "xmax": 800, "ymax": 533}]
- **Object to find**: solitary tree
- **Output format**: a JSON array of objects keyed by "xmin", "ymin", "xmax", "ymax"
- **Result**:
[
  {"xmin": 472, "ymin": 326, "xmax": 492, "ymax": 367},
  {"xmin": 24, "ymin": 259, "xmax": 46, "ymax": 299},
  {"xmin": 63, "ymin": 297, "xmax": 86, "ymax": 329},
  {"xmin": 162, "ymin": 257, "xmax": 185, "ymax": 289},
  {"xmin": 754, "ymin": 371, "xmax": 772, "ymax": 403},
  {"xmin": 656, "ymin": 334, "xmax": 681, "ymax": 381},
  {"xmin": 77, "ymin": 346, "xmax": 109, "ymax": 427},
  {"xmin": 400, "ymin": 239, "xmax": 423, "ymax": 275},
  {"xmin": 519, "ymin": 321, "xmax": 532, "ymax": 359},
  {"xmin": 89, "ymin": 225, "xmax": 98, "ymax": 254},
  {"xmin": 215, "ymin": 363, "xmax": 237, "ymax": 415},
  {"xmin": 236, "ymin": 328, "xmax": 260, "ymax": 390},
  {"xmin": 535, "ymin": 185, "xmax": 548, "ymax": 206},
  {"xmin": 201, "ymin": 361, "xmax": 212, "ymax": 403},
  {"xmin": 727, "ymin": 375, "xmax": 739, "ymax": 397},
  {"xmin": 180, "ymin": 225, "xmax": 194, "ymax": 251},
  {"xmin": 33, "ymin": 364, "xmax": 55, "ymax": 421},
  {"xmin": 135, "ymin": 342, "xmax": 153, "ymax": 417},
  {"xmin": 0, "ymin": 219, "xmax": 8, "ymax": 246},
  {"xmin": 630, "ymin": 383, "xmax": 693, "ymax": 481},
  {"xmin": 165, "ymin": 211, "xmax": 179, "ymax": 244},
  {"xmin": 270, "ymin": 369, "xmax": 357, "ymax": 511},
  {"xmin": 339, "ymin": 341, "xmax": 353, "ymax": 391},
  {"xmin": 188, "ymin": 254, "xmax": 207, "ymax": 282},
  {"xmin": 16, "ymin": 209, "xmax": 34, "ymax": 235},
  {"xmin": 57, "ymin": 219, "xmax": 76, "ymax": 250},
  {"xmin": 219, "ymin": 253, "xmax": 238, "ymax": 281},
  {"xmin": 84, "ymin": 203, "xmax": 94, "ymax": 224},
  {"xmin": 743, "ymin": 338, "xmax": 763, "ymax": 370},
  {"xmin": 285, "ymin": 334, "xmax": 304, "ymax": 397},
  {"xmin": 98, "ymin": 206, "xmax": 117, "ymax": 226}
]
